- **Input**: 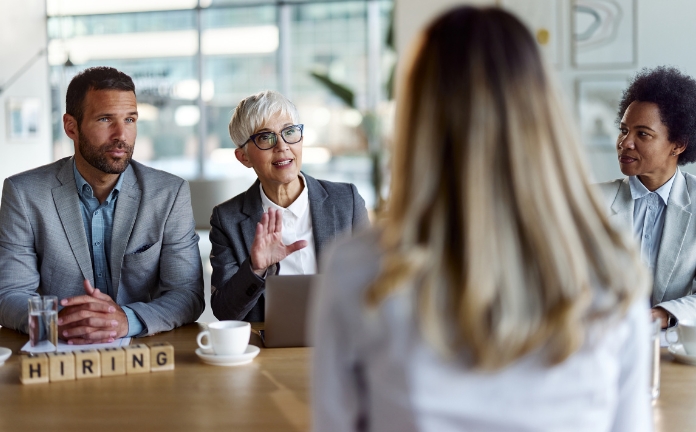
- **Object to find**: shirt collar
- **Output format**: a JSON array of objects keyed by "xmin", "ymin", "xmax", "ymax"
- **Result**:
[
  {"xmin": 628, "ymin": 170, "xmax": 677, "ymax": 206},
  {"xmin": 73, "ymin": 159, "xmax": 124, "ymax": 204},
  {"xmin": 259, "ymin": 172, "xmax": 309, "ymax": 218}
]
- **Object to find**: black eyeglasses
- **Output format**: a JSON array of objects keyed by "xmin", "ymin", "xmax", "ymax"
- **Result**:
[{"xmin": 242, "ymin": 124, "xmax": 304, "ymax": 150}]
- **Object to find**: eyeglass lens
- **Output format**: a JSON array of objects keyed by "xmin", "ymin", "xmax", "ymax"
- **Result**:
[{"xmin": 254, "ymin": 125, "xmax": 303, "ymax": 149}]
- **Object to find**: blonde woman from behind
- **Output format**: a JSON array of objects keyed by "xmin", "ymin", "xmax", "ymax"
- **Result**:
[{"xmin": 311, "ymin": 6, "xmax": 652, "ymax": 432}]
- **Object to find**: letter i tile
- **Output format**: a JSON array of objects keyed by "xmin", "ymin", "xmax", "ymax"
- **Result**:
[
  {"xmin": 47, "ymin": 352, "xmax": 76, "ymax": 382},
  {"xmin": 99, "ymin": 348, "xmax": 126, "ymax": 377}
]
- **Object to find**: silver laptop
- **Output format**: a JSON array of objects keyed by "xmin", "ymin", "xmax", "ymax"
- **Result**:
[{"xmin": 263, "ymin": 274, "xmax": 317, "ymax": 348}]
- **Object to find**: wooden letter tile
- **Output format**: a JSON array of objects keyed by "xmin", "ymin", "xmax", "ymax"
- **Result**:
[
  {"xmin": 47, "ymin": 352, "xmax": 75, "ymax": 382},
  {"xmin": 20, "ymin": 354, "xmax": 49, "ymax": 384},
  {"xmin": 74, "ymin": 350, "xmax": 101, "ymax": 379},
  {"xmin": 148, "ymin": 342, "xmax": 175, "ymax": 372},
  {"xmin": 124, "ymin": 344, "xmax": 150, "ymax": 374},
  {"xmin": 99, "ymin": 348, "xmax": 126, "ymax": 377}
]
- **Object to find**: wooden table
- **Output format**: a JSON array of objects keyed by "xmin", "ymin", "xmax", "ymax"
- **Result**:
[
  {"xmin": 654, "ymin": 349, "xmax": 696, "ymax": 431},
  {"xmin": 0, "ymin": 324, "xmax": 694, "ymax": 432},
  {"xmin": 0, "ymin": 323, "xmax": 310, "ymax": 432}
]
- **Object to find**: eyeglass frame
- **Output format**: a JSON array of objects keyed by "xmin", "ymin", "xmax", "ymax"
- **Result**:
[{"xmin": 241, "ymin": 124, "xmax": 304, "ymax": 150}]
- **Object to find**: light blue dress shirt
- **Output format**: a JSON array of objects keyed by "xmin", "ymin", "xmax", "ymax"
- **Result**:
[
  {"xmin": 629, "ymin": 171, "xmax": 677, "ymax": 274},
  {"xmin": 73, "ymin": 162, "xmax": 143, "ymax": 337}
]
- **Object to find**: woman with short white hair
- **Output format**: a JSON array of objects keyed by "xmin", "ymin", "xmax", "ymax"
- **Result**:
[
  {"xmin": 311, "ymin": 6, "xmax": 652, "ymax": 432},
  {"xmin": 210, "ymin": 90, "xmax": 369, "ymax": 322}
]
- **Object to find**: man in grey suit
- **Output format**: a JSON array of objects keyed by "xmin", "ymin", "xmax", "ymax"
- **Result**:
[
  {"xmin": 0, "ymin": 67, "xmax": 204, "ymax": 343},
  {"xmin": 598, "ymin": 66, "xmax": 696, "ymax": 328}
]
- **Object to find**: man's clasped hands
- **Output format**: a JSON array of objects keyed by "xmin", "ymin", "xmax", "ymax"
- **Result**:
[{"xmin": 57, "ymin": 280, "xmax": 129, "ymax": 345}]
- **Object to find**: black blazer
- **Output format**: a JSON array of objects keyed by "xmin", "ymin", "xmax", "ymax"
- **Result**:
[{"xmin": 209, "ymin": 173, "xmax": 369, "ymax": 321}]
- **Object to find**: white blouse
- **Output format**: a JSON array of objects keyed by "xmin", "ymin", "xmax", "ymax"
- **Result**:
[
  {"xmin": 310, "ymin": 230, "xmax": 653, "ymax": 432},
  {"xmin": 260, "ymin": 173, "xmax": 317, "ymax": 275}
]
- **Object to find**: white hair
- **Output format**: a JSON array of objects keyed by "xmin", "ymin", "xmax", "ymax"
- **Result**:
[{"xmin": 228, "ymin": 90, "xmax": 300, "ymax": 148}]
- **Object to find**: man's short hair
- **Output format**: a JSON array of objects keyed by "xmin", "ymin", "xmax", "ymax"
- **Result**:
[
  {"xmin": 617, "ymin": 66, "xmax": 696, "ymax": 165},
  {"xmin": 66, "ymin": 67, "xmax": 136, "ymax": 127}
]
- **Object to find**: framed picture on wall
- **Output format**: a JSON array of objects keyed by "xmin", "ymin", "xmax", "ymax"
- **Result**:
[
  {"xmin": 576, "ymin": 76, "xmax": 630, "ymax": 148},
  {"xmin": 572, "ymin": 0, "xmax": 637, "ymax": 68},
  {"xmin": 6, "ymin": 98, "xmax": 41, "ymax": 141},
  {"xmin": 499, "ymin": 0, "xmax": 561, "ymax": 65}
]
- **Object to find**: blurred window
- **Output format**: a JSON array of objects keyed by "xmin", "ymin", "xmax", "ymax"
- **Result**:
[{"xmin": 48, "ymin": 0, "xmax": 393, "ymax": 210}]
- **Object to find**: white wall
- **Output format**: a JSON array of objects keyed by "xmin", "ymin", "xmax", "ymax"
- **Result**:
[
  {"xmin": 0, "ymin": 0, "xmax": 52, "ymax": 188},
  {"xmin": 395, "ymin": 0, "xmax": 494, "ymax": 55},
  {"xmin": 631, "ymin": 0, "xmax": 696, "ymax": 180},
  {"xmin": 395, "ymin": 0, "xmax": 696, "ymax": 182},
  {"xmin": 2, "ymin": 0, "xmax": 696, "ymax": 186}
]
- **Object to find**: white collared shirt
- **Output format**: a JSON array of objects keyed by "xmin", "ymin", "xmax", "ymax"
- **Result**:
[
  {"xmin": 260, "ymin": 173, "xmax": 317, "ymax": 275},
  {"xmin": 630, "ymin": 170, "xmax": 677, "ymax": 273}
]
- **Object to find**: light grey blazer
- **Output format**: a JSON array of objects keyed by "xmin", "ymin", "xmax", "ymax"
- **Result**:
[
  {"xmin": 598, "ymin": 168, "xmax": 696, "ymax": 321},
  {"xmin": 0, "ymin": 157, "xmax": 204, "ymax": 335},
  {"xmin": 209, "ymin": 173, "xmax": 369, "ymax": 322}
]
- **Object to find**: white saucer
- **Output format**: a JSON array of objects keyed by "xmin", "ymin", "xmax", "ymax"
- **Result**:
[
  {"xmin": 0, "ymin": 347, "xmax": 11, "ymax": 366},
  {"xmin": 668, "ymin": 344, "xmax": 696, "ymax": 366},
  {"xmin": 195, "ymin": 345, "xmax": 260, "ymax": 366}
]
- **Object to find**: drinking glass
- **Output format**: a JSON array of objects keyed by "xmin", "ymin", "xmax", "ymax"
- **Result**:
[
  {"xmin": 650, "ymin": 317, "xmax": 661, "ymax": 401},
  {"xmin": 28, "ymin": 296, "xmax": 58, "ymax": 351}
]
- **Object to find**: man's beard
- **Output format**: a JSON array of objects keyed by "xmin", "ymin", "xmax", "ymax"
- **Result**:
[{"xmin": 78, "ymin": 130, "xmax": 133, "ymax": 174}]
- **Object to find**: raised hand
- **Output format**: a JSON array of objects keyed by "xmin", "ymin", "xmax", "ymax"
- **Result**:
[{"xmin": 250, "ymin": 208, "xmax": 307, "ymax": 276}]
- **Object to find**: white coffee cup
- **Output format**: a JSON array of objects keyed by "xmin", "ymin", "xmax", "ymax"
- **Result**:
[
  {"xmin": 666, "ymin": 319, "xmax": 696, "ymax": 355},
  {"xmin": 197, "ymin": 321, "xmax": 250, "ymax": 356}
]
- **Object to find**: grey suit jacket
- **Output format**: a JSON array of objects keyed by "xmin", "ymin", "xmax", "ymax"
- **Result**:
[
  {"xmin": 598, "ymin": 169, "xmax": 696, "ymax": 321},
  {"xmin": 0, "ymin": 157, "xmax": 204, "ymax": 335},
  {"xmin": 209, "ymin": 173, "xmax": 369, "ymax": 322}
]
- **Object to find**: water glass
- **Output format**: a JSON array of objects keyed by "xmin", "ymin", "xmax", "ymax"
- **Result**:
[
  {"xmin": 650, "ymin": 317, "xmax": 661, "ymax": 401},
  {"xmin": 28, "ymin": 296, "xmax": 58, "ymax": 351}
]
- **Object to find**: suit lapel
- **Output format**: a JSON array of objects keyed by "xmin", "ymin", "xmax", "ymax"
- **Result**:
[
  {"xmin": 306, "ymin": 174, "xmax": 336, "ymax": 266},
  {"xmin": 52, "ymin": 158, "xmax": 94, "ymax": 284},
  {"xmin": 240, "ymin": 180, "xmax": 265, "ymax": 254},
  {"xmin": 654, "ymin": 170, "xmax": 692, "ymax": 304},
  {"xmin": 608, "ymin": 177, "xmax": 634, "ymax": 230},
  {"xmin": 242, "ymin": 175, "xmax": 335, "ymax": 266},
  {"xmin": 110, "ymin": 166, "xmax": 141, "ymax": 301}
]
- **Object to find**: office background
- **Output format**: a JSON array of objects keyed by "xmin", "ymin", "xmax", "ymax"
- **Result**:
[
  {"xmin": 3, "ymin": 0, "xmax": 696, "ymax": 197},
  {"xmin": 1, "ymin": 0, "xmax": 695, "ymax": 321}
]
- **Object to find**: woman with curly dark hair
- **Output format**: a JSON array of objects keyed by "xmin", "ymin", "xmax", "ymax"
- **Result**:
[{"xmin": 599, "ymin": 66, "xmax": 696, "ymax": 328}]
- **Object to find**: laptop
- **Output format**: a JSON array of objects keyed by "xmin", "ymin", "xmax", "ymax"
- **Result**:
[{"xmin": 263, "ymin": 274, "xmax": 317, "ymax": 348}]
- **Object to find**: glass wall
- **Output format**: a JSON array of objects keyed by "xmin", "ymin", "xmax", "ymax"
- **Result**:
[{"xmin": 47, "ymin": 0, "xmax": 394, "ymax": 210}]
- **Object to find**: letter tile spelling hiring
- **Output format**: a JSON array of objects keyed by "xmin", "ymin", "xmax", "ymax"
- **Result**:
[
  {"xmin": 74, "ymin": 350, "xmax": 101, "ymax": 379},
  {"xmin": 47, "ymin": 352, "xmax": 75, "ymax": 382},
  {"xmin": 148, "ymin": 342, "xmax": 175, "ymax": 372},
  {"xmin": 20, "ymin": 354, "xmax": 49, "ymax": 384},
  {"xmin": 19, "ymin": 345, "xmax": 177, "ymax": 384},
  {"xmin": 99, "ymin": 347, "xmax": 126, "ymax": 377},
  {"xmin": 124, "ymin": 344, "xmax": 150, "ymax": 374}
]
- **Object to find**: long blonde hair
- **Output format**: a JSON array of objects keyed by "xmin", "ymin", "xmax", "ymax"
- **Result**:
[{"xmin": 369, "ymin": 7, "xmax": 648, "ymax": 370}]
